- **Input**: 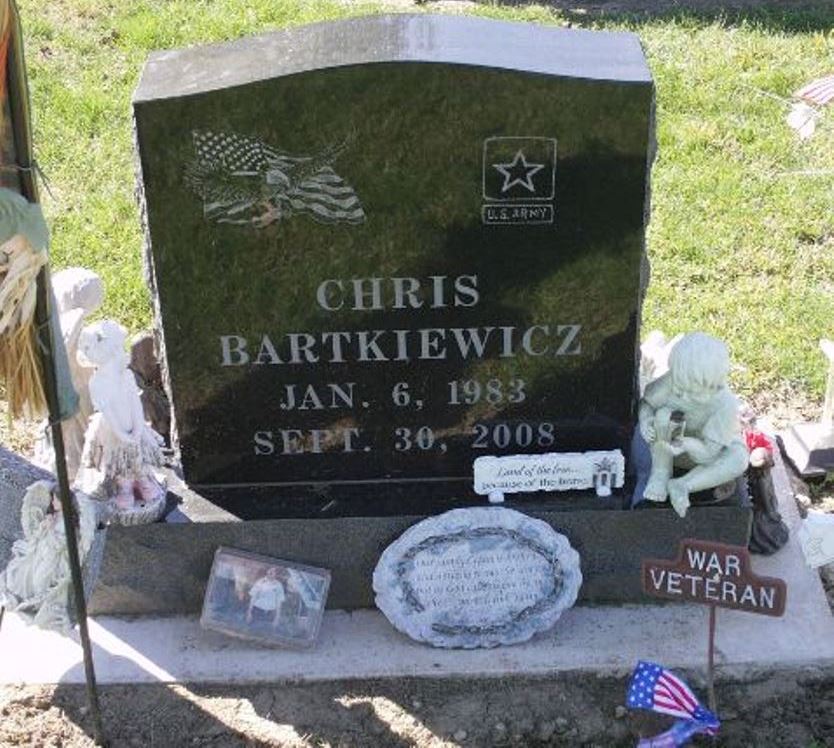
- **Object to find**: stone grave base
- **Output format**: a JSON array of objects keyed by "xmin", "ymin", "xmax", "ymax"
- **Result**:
[
  {"xmin": 85, "ymin": 489, "xmax": 751, "ymax": 616},
  {"xmin": 1, "ymin": 452, "xmax": 832, "ymax": 690}
]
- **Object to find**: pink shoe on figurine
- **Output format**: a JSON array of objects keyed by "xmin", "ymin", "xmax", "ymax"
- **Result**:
[
  {"xmin": 114, "ymin": 479, "xmax": 135, "ymax": 511},
  {"xmin": 135, "ymin": 476, "xmax": 164, "ymax": 504}
]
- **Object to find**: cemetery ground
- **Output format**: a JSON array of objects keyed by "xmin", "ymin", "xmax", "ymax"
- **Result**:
[
  {"xmin": 1, "ymin": 0, "xmax": 834, "ymax": 746},
  {"xmin": 1, "ymin": 669, "xmax": 834, "ymax": 747}
]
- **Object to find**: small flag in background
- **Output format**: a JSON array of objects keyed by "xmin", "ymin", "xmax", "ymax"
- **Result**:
[
  {"xmin": 787, "ymin": 102, "xmax": 819, "ymax": 140},
  {"xmin": 787, "ymin": 74, "xmax": 834, "ymax": 140},
  {"xmin": 796, "ymin": 74, "xmax": 834, "ymax": 107},
  {"xmin": 626, "ymin": 661, "xmax": 720, "ymax": 747}
]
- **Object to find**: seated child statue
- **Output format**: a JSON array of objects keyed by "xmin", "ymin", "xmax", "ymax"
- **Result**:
[{"xmin": 638, "ymin": 332, "xmax": 748, "ymax": 517}]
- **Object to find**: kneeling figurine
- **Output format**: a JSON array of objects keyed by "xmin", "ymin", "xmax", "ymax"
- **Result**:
[{"xmin": 638, "ymin": 332, "xmax": 748, "ymax": 517}]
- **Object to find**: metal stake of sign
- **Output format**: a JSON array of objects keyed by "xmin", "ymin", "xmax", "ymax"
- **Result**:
[
  {"xmin": 34, "ymin": 302, "xmax": 105, "ymax": 746},
  {"xmin": 4, "ymin": 2, "xmax": 104, "ymax": 743},
  {"xmin": 707, "ymin": 604, "xmax": 717, "ymax": 715},
  {"xmin": 643, "ymin": 538, "xmax": 787, "ymax": 733}
]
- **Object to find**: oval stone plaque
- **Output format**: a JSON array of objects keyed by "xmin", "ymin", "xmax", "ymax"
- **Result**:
[{"xmin": 373, "ymin": 507, "xmax": 582, "ymax": 648}]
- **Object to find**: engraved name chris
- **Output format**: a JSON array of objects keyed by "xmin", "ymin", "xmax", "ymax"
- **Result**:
[{"xmin": 217, "ymin": 275, "xmax": 581, "ymax": 456}]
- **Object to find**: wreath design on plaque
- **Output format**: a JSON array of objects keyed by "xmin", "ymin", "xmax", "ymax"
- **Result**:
[{"xmin": 394, "ymin": 526, "xmax": 565, "ymax": 637}]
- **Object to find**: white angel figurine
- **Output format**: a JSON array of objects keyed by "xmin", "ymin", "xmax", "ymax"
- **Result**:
[
  {"xmin": 34, "ymin": 268, "xmax": 104, "ymax": 479},
  {"xmin": 75, "ymin": 319, "xmax": 164, "ymax": 511},
  {"xmin": 0, "ymin": 481, "xmax": 97, "ymax": 630}
]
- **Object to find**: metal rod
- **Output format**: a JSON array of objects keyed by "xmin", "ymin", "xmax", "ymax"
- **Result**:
[
  {"xmin": 707, "ymin": 604, "xmax": 717, "ymax": 715},
  {"xmin": 46, "ymin": 379, "xmax": 105, "ymax": 745},
  {"xmin": 6, "ymin": 2, "xmax": 104, "ymax": 743},
  {"xmin": 820, "ymin": 339, "xmax": 834, "ymax": 430}
]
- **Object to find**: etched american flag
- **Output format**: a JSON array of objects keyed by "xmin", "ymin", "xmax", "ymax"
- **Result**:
[{"xmin": 185, "ymin": 130, "xmax": 365, "ymax": 228}]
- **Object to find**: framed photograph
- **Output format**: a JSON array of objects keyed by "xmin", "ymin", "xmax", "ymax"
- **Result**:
[{"xmin": 200, "ymin": 547, "xmax": 331, "ymax": 648}]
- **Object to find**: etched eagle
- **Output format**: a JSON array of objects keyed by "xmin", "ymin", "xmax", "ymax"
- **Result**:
[{"xmin": 184, "ymin": 130, "xmax": 366, "ymax": 228}]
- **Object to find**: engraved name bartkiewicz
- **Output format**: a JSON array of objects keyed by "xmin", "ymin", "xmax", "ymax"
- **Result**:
[
  {"xmin": 219, "ymin": 274, "xmax": 582, "ymax": 371},
  {"xmin": 185, "ymin": 130, "xmax": 365, "ymax": 228},
  {"xmin": 216, "ymin": 273, "xmax": 583, "ymax": 459}
]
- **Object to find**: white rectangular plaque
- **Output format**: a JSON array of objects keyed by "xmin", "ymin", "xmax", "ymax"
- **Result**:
[
  {"xmin": 798, "ymin": 513, "xmax": 834, "ymax": 569},
  {"xmin": 473, "ymin": 450, "xmax": 625, "ymax": 502}
]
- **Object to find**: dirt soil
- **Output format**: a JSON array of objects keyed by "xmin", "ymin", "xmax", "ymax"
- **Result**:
[{"xmin": 1, "ymin": 670, "xmax": 833, "ymax": 748}]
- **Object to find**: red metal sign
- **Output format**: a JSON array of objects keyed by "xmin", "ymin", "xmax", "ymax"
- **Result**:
[{"xmin": 642, "ymin": 539, "xmax": 787, "ymax": 617}]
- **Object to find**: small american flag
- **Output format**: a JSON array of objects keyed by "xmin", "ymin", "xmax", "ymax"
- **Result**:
[
  {"xmin": 796, "ymin": 74, "xmax": 834, "ymax": 107},
  {"xmin": 627, "ymin": 661, "xmax": 720, "ymax": 744}
]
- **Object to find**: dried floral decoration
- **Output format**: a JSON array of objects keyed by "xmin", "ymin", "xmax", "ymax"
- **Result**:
[{"xmin": 0, "ymin": 188, "xmax": 48, "ymax": 418}]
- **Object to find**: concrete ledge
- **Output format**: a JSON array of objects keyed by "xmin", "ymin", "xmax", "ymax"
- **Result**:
[{"xmin": 1, "ymin": 453, "xmax": 831, "ymax": 686}]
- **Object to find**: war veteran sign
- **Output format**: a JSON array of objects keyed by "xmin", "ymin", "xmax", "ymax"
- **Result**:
[{"xmin": 642, "ymin": 539, "xmax": 786, "ymax": 617}]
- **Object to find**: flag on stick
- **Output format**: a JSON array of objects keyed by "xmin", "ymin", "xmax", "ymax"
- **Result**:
[
  {"xmin": 796, "ymin": 74, "xmax": 834, "ymax": 107},
  {"xmin": 626, "ymin": 661, "xmax": 720, "ymax": 747}
]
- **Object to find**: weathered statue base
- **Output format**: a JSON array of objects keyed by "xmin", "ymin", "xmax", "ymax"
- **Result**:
[
  {"xmin": 109, "ymin": 485, "xmax": 167, "ymax": 527},
  {"xmin": 75, "ymin": 467, "xmax": 168, "ymax": 526}
]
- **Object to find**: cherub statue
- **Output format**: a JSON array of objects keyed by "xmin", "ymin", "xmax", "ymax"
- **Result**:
[
  {"xmin": 73, "ymin": 319, "xmax": 166, "ymax": 520},
  {"xmin": 34, "ymin": 268, "xmax": 104, "ymax": 480},
  {"xmin": 638, "ymin": 332, "xmax": 748, "ymax": 517},
  {"xmin": 0, "ymin": 481, "xmax": 97, "ymax": 630}
]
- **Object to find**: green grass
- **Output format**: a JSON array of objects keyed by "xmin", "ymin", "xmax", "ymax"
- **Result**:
[{"xmin": 18, "ymin": 0, "xmax": 834, "ymax": 408}]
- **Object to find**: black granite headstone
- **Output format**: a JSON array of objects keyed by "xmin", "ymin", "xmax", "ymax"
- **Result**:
[{"xmin": 134, "ymin": 14, "xmax": 655, "ymax": 518}]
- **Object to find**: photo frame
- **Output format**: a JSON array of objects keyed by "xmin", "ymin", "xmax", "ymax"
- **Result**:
[{"xmin": 200, "ymin": 547, "xmax": 331, "ymax": 648}]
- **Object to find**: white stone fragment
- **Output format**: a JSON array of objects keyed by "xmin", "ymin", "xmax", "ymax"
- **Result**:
[{"xmin": 798, "ymin": 512, "xmax": 834, "ymax": 569}]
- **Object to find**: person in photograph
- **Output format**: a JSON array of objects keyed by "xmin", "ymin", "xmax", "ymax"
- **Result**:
[
  {"xmin": 281, "ymin": 569, "xmax": 324, "ymax": 637},
  {"xmin": 209, "ymin": 561, "xmax": 240, "ymax": 620},
  {"xmin": 246, "ymin": 566, "xmax": 286, "ymax": 628}
]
